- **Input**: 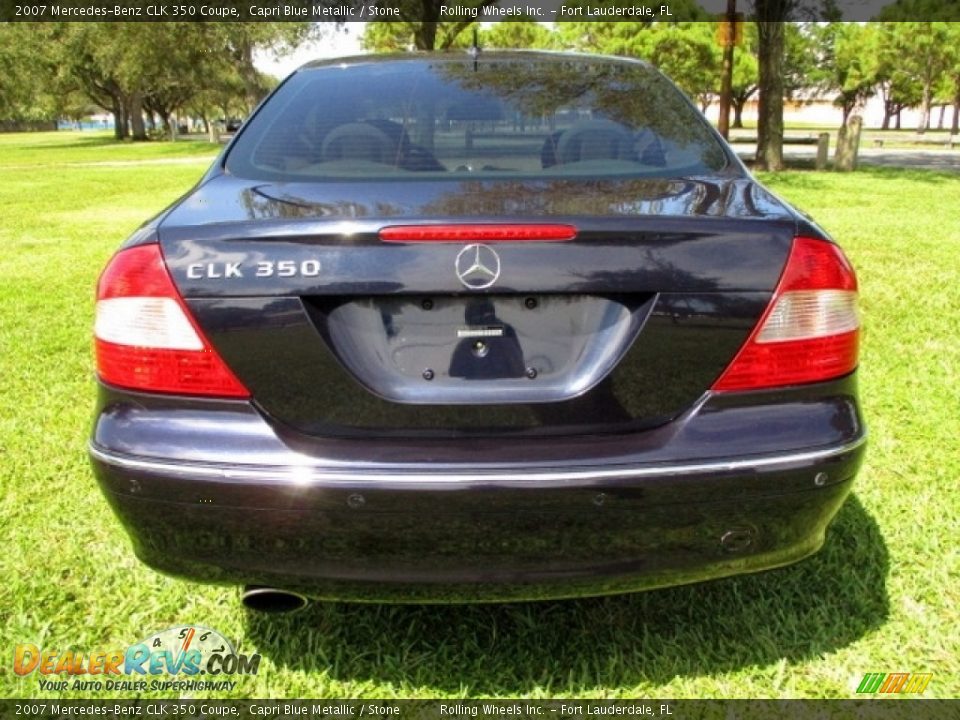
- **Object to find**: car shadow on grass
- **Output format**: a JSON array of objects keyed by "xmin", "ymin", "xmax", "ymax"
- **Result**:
[
  {"xmin": 26, "ymin": 135, "xmax": 121, "ymax": 150},
  {"xmin": 18, "ymin": 135, "xmax": 218, "ymax": 156},
  {"xmin": 244, "ymin": 494, "xmax": 887, "ymax": 694}
]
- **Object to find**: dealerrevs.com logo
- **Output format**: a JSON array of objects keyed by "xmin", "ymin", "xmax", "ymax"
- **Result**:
[{"xmin": 14, "ymin": 626, "xmax": 260, "ymax": 693}]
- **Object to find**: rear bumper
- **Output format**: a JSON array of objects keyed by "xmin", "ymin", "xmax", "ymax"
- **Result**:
[{"xmin": 89, "ymin": 431, "xmax": 865, "ymax": 602}]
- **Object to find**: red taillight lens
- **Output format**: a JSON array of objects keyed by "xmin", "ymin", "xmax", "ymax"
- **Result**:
[
  {"xmin": 379, "ymin": 224, "xmax": 577, "ymax": 243},
  {"xmin": 94, "ymin": 244, "xmax": 250, "ymax": 398},
  {"xmin": 712, "ymin": 237, "xmax": 860, "ymax": 392}
]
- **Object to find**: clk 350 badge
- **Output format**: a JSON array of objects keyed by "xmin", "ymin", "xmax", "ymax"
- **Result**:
[{"xmin": 186, "ymin": 260, "xmax": 322, "ymax": 279}]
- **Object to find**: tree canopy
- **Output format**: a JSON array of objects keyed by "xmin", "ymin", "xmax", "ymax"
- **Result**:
[
  {"xmin": 0, "ymin": 22, "xmax": 318, "ymax": 138},
  {"xmin": 5, "ymin": 16, "xmax": 960, "ymax": 148}
]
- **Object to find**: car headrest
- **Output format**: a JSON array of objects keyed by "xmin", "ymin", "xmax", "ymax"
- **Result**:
[
  {"xmin": 362, "ymin": 119, "xmax": 411, "ymax": 151},
  {"xmin": 541, "ymin": 131, "xmax": 564, "ymax": 169},
  {"xmin": 555, "ymin": 120, "xmax": 636, "ymax": 165},
  {"xmin": 322, "ymin": 123, "xmax": 395, "ymax": 164}
]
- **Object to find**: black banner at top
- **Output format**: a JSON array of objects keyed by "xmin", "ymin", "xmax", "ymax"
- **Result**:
[{"xmin": 2, "ymin": 0, "xmax": 960, "ymax": 22}]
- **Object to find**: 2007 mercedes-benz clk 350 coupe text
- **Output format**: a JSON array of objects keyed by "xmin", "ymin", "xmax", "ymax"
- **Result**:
[{"xmin": 89, "ymin": 52, "xmax": 865, "ymax": 610}]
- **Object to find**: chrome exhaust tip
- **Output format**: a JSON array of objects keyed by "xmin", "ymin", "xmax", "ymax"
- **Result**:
[{"xmin": 241, "ymin": 586, "xmax": 309, "ymax": 614}]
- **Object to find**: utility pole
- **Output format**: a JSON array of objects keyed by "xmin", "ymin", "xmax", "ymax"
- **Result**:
[{"xmin": 717, "ymin": 0, "xmax": 737, "ymax": 139}]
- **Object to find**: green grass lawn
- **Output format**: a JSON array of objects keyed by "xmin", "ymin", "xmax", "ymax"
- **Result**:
[
  {"xmin": 0, "ymin": 130, "xmax": 221, "ymax": 168},
  {"xmin": 1, "ymin": 131, "xmax": 958, "ymax": 700}
]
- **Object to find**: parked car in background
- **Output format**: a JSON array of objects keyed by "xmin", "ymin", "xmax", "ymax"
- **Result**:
[{"xmin": 89, "ymin": 52, "xmax": 864, "ymax": 611}]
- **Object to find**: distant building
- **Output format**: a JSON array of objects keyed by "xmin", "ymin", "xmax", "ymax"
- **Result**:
[{"xmin": 704, "ymin": 94, "xmax": 954, "ymax": 131}]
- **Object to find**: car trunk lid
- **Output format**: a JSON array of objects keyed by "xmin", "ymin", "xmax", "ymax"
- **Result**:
[{"xmin": 158, "ymin": 175, "xmax": 796, "ymax": 437}]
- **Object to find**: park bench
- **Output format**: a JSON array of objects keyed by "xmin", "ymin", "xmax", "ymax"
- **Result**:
[
  {"xmin": 872, "ymin": 135, "xmax": 958, "ymax": 149},
  {"xmin": 729, "ymin": 135, "xmax": 822, "ymax": 145}
]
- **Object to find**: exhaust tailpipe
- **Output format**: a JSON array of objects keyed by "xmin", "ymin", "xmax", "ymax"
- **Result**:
[{"xmin": 241, "ymin": 586, "xmax": 309, "ymax": 614}]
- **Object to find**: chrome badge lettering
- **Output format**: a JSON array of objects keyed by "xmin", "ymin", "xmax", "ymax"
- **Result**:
[
  {"xmin": 186, "ymin": 260, "xmax": 322, "ymax": 280},
  {"xmin": 187, "ymin": 262, "xmax": 243, "ymax": 279}
]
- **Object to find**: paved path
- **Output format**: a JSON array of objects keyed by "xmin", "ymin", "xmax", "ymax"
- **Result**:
[{"xmin": 731, "ymin": 144, "xmax": 960, "ymax": 172}]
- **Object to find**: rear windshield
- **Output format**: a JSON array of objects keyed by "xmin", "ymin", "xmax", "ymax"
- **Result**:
[{"xmin": 225, "ymin": 56, "xmax": 729, "ymax": 182}]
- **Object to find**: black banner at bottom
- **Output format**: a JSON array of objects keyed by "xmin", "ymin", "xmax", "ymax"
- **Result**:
[{"xmin": 0, "ymin": 700, "xmax": 956, "ymax": 720}]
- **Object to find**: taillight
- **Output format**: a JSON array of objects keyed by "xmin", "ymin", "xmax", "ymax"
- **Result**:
[
  {"xmin": 94, "ymin": 244, "xmax": 250, "ymax": 398},
  {"xmin": 379, "ymin": 224, "xmax": 577, "ymax": 242},
  {"xmin": 712, "ymin": 237, "xmax": 859, "ymax": 392}
]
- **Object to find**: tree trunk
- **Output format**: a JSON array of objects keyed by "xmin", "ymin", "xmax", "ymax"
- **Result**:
[
  {"xmin": 206, "ymin": 114, "xmax": 220, "ymax": 144},
  {"xmin": 917, "ymin": 82, "xmax": 932, "ymax": 133},
  {"xmin": 952, "ymin": 94, "xmax": 959, "ymax": 135},
  {"xmin": 158, "ymin": 111, "xmax": 173, "ymax": 141},
  {"xmin": 114, "ymin": 101, "xmax": 129, "ymax": 140},
  {"xmin": 415, "ymin": 21, "xmax": 438, "ymax": 50},
  {"xmin": 732, "ymin": 99, "xmax": 745, "ymax": 128},
  {"xmin": 895, "ymin": 110, "xmax": 901, "ymax": 129},
  {"xmin": 755, "ymin": 20, "xmax": 785, "ymax": 171},
  {"xmin": 835, "ymin": 115, "xmax": 862, "ymax": 171},
  {"xmin": 936, "ymin": 104, "xmax": 945, "ymax": 129},
  {"xmin": 111, "ymin": 100, "xmax": 124, "ymax": 140},
  {"xmin": 716, "ymin": 0, "xmax": 737, "ymax": 139},
  {"xmin": 130, "ymin": 93, "xmax": 147, "ymax": 141},
  {"xmin": 233, "ymin": 40, "xmax": 263, "ymax": 113},
  {"xmin": 882, "ymin": 100, "xmax": 893, "ymax": 130}
]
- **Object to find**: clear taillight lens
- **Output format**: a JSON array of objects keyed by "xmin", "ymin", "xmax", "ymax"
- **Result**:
[{"xmin": 756, "ymin": 290, "xmax": 859, "ymax": 342}]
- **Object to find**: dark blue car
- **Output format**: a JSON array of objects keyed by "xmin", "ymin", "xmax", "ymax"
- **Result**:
[{"xmin": 89, "ymin": 52, "xmax": 864, "ymax": 611}]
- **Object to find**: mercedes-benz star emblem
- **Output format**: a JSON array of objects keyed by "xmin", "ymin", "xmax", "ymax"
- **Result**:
[{"xmin": 455, "ymin": 244, "xmax": 501, "ymax": 290}]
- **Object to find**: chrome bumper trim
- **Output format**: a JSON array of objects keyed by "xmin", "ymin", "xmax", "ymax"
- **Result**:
[{"xmin": 89, "ymin": 434, "xmax": 866, "ymax": 488}]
